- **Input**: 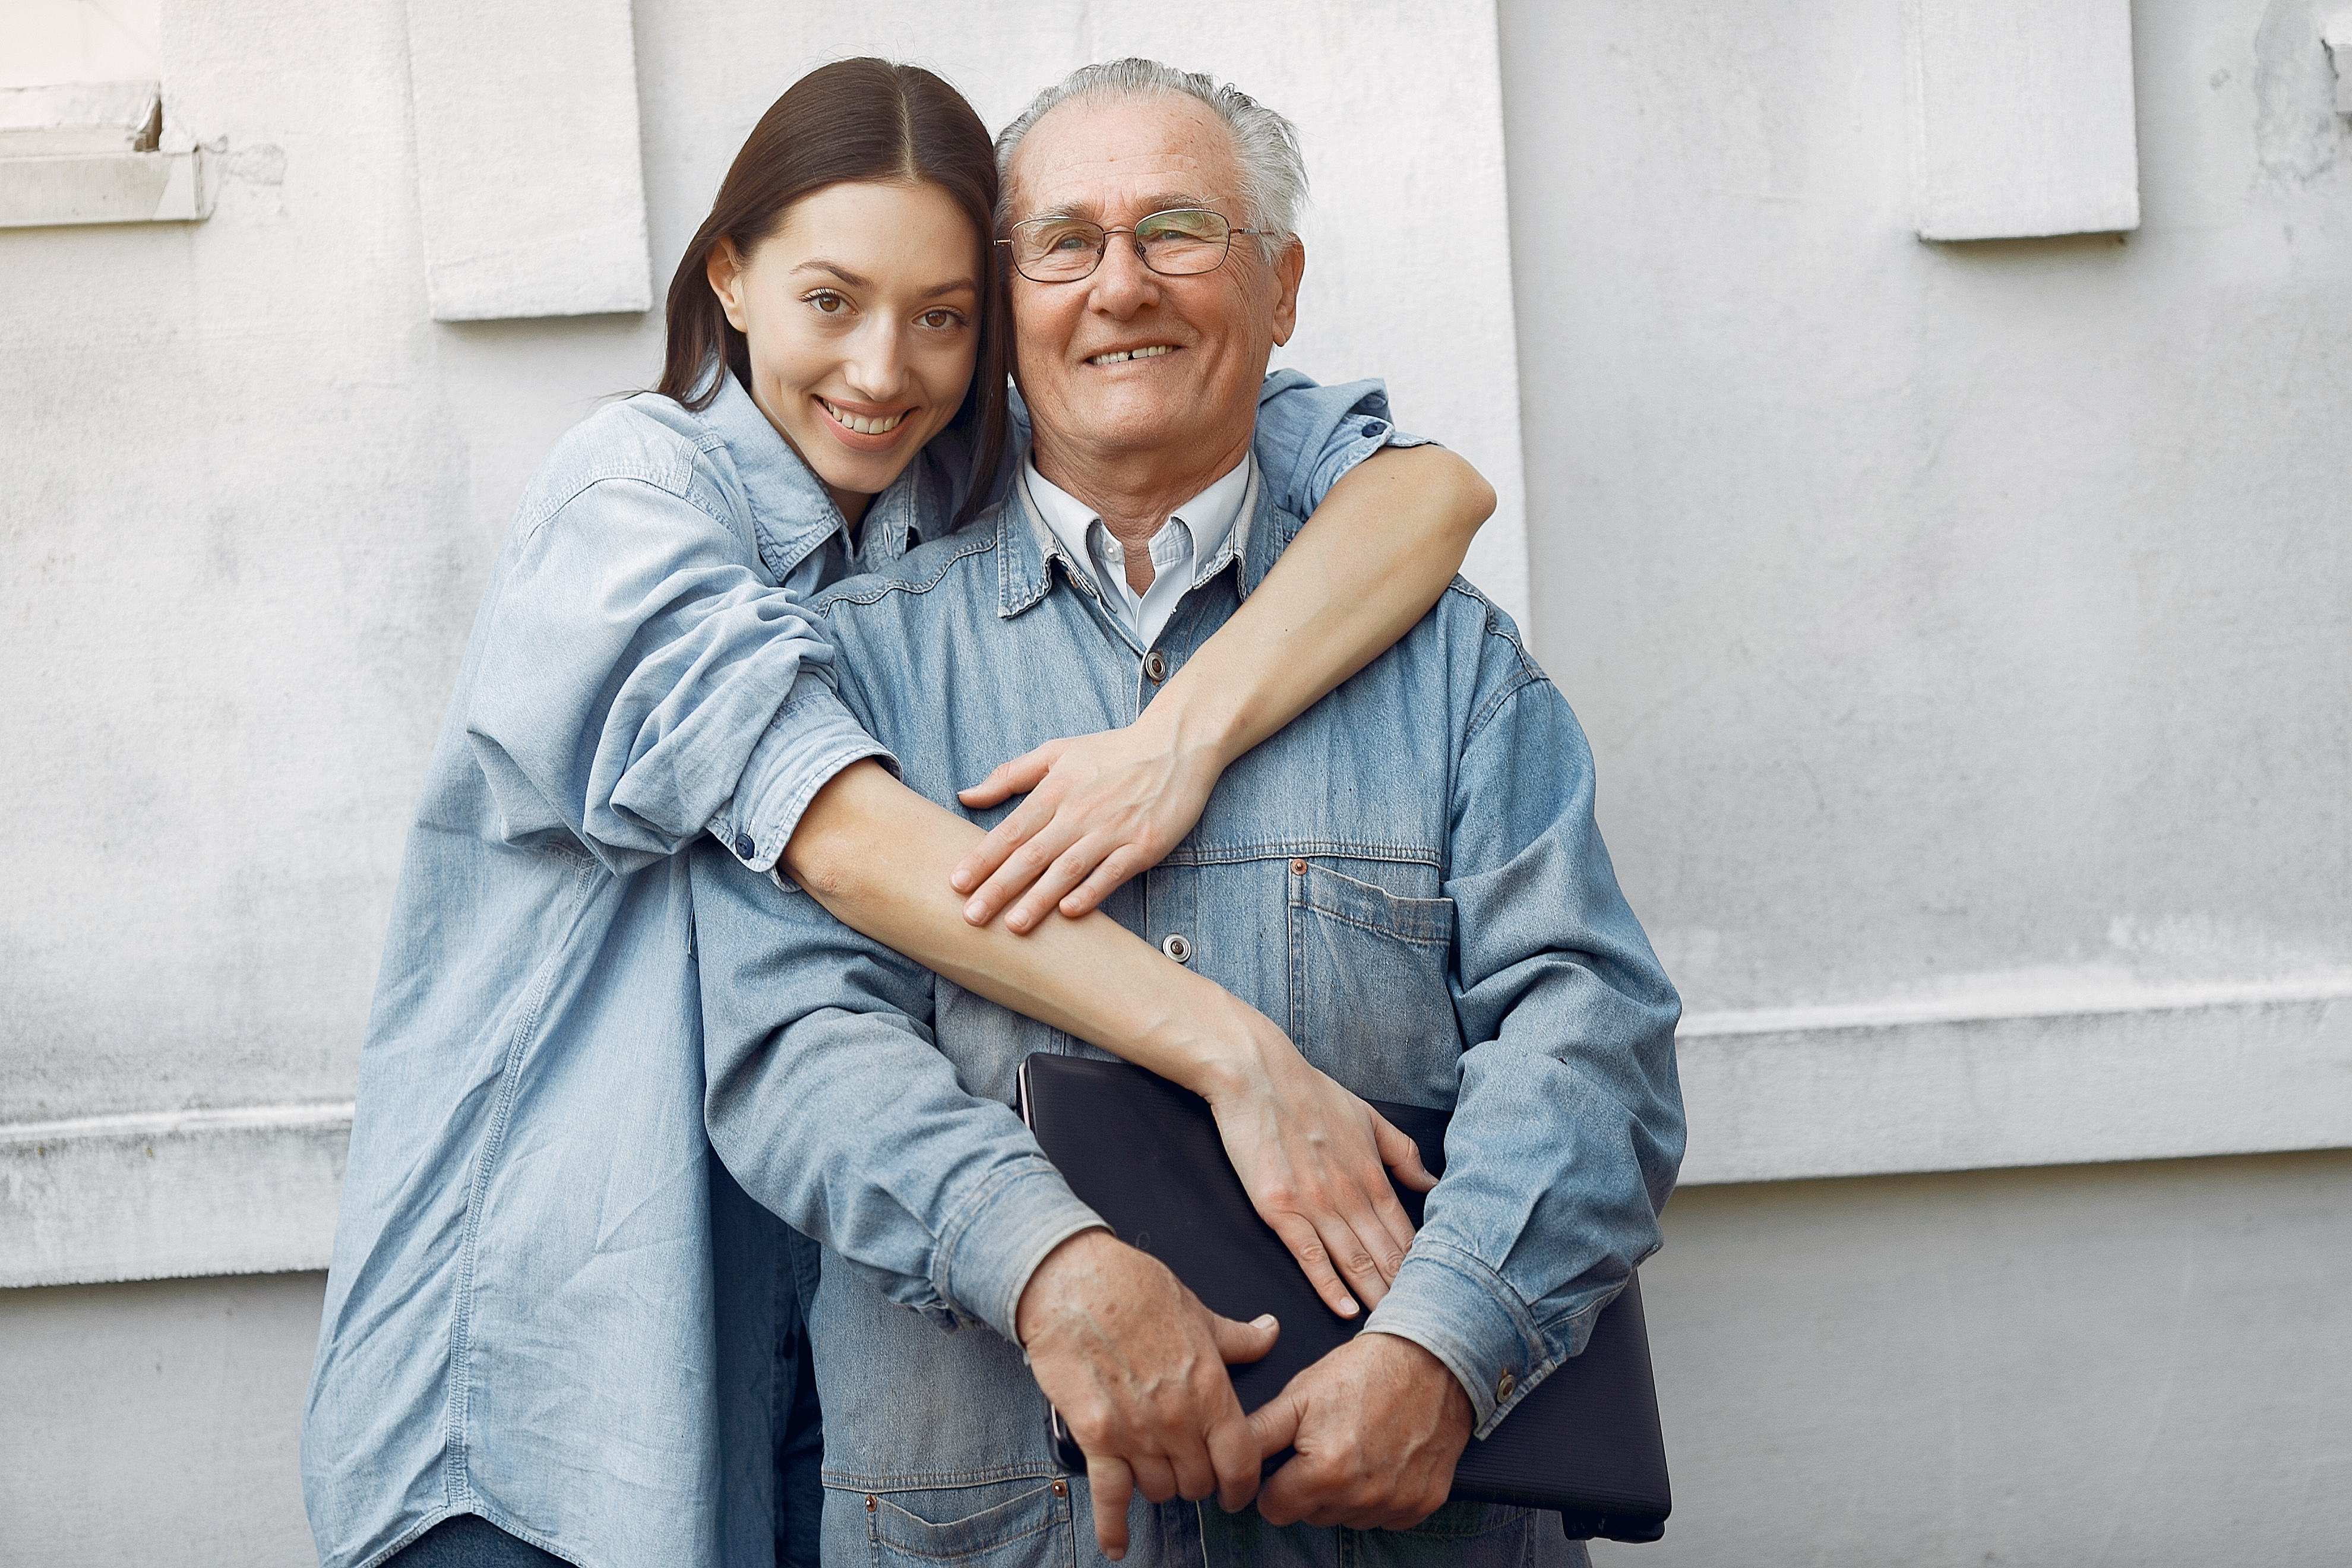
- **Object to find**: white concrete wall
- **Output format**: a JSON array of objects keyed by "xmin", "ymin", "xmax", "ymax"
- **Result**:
[{"xmin": 4, "ymin": 0, "xmax": 2350, "ymax": 1560}]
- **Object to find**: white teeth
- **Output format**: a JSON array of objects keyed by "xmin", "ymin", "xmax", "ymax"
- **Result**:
[
  {"xmin": 1088, "ymin": 344, "xmax": 1175, "ymax": 365},
  {"xmin": 821, "ymin": 399, "xmax": 907, "ymax": 435}
]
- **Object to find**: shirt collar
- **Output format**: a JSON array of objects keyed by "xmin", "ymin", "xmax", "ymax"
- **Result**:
[
  {"xmin": 1018, "ymin": 453, "xmax": 1255, "ymax": 605},
  {"xmin": 697, "ymin": 365, "xmax": 941, "ymax": 581}
]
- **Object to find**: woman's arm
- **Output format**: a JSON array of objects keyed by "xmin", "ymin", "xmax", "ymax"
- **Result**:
[
  {"xmin": 785, "ymin": 758, "xmax": 1435, "ymax": 1319},
  {"xmin": 949, "ymin": 442, "xmax": 1496, "ymax": 929}
]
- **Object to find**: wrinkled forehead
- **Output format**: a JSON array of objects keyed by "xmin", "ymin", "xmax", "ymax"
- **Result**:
[{"xmin": 1005, "ymin": 93, "xmax": 1243, "ymax": 222}]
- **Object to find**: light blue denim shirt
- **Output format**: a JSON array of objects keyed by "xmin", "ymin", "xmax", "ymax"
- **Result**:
[
  {"xmin": 691, "ymin": 466, "xmax": 1686, "ymax": 1568},
  {"xmin": 302, "ymin": 367, "xmax": 1416, "ymax": 1568}
]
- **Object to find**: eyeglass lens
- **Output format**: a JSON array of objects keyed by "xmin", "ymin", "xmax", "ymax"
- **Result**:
[{"xmin": 1009, "ymin": 209, "xmax": 1235, "ymax": 282}]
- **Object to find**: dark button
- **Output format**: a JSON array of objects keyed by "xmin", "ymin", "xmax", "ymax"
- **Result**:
[
  {"xmin": 1290, "ymin": 858, "xmax": 1308, "ymax": 875},
  {"xmin": 1161, "ymin": 932, "xmax": 1192, "ymax": 965},
  {"xmin": 1051, "ymin": 1478, "xmax": 1068, "ymax": 1498},
  {"xmin": 1143, "ymin": 650, "xmax": 1168, "ymax": 682},
  {"xmin": 865, "ymin": 1494, "xmax": 878, "ymax": 1513},
  {"xmin": 734, "ymin": 833, "xmax": 755, "ymax": 859}
]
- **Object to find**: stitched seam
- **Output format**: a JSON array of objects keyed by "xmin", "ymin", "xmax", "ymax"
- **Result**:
[
  {"xmin": 1159, "ymin": 839, "xmax": 1441, "ymax": 868},
  {"xmin": 439, "ymin": 856, "xmax": 600, "ymax": 1507},
  {"xmin": 813, "ymin": 530, "xmax": 1000, "ymax": 615},
  {"xmin": 520, "ymin": 472, "xmax": 735, "ymax": 548}
]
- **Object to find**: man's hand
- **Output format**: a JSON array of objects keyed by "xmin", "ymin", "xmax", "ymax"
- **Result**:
[
  {"xmin": 1017, "ymin": 1230, "xmax": 1280, "ymax": 1560},
  {"xmin": 1247, "ymin": 1331, "xmax": 1474, "ymax": 1531}
]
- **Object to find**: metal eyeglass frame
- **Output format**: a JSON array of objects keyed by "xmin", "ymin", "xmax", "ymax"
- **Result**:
[{"xmin": 995, "ymin": 208, "xmax": 1264, "ymax": 283}]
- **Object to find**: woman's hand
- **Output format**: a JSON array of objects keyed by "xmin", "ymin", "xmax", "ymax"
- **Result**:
[
  {"xmin": 1194, "ymin": 1019, "xmax": 1439, "ymax": 1319},
  {"xmin": 952, "ymin": 706, "xmax": 1222, "ymax": 932}
]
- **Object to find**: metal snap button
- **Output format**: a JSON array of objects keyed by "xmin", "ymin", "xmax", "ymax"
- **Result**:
[
  {"xmin": 864, "ymin": 1494, "xmax": 877, "ymax": 1513},
  {"xmin": 1051, "ymin": 1478, "xmax": 1068, "ymax": 1498},
  {"xmin": 1161, "ymin": 932, "xmax": 1191, "ymax": 964},
  {"xmin": 1289, "ymin": 858, "xmax": 1308, "ymax": 875},
  {"xmin": 1496, "ymin": 1370, "xmax": 1516, "ymax": 1402},
  {"xmin": 1143, "ymin": 649, "xmax": 1168, "ymax": 682}
]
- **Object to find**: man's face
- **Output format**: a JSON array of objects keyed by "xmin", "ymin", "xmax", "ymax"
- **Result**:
[{"xmin": 1004, "ymin": 93, "xmax": 1305, "ymax": 484}]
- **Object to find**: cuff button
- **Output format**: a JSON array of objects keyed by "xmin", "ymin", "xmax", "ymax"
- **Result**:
[
  {"xmin": 1496, "ymin": 1370, "xmax": 1516, "ymax": 1402},
  {"xmin": 733, "ymin": 833, "xmax": 755, "ymax": 859},
  {"xmin": 1161, "ymin": 932, "xmax": 1192, "ymax": 964}
]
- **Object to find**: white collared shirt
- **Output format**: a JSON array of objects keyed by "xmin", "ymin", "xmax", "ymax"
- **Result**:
[{"xmin": 1022, "ymin": 454, "xmax": 1254, "ymax": 650}]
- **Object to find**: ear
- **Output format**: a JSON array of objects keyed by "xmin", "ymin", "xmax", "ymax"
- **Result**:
[
  {"xmin": 706, "ymin": 238, "xmax": 752, "ymax": 333},
  {"xmin": 1268, "ymin": 235, "xmax": 1305, "ymax": 347}
]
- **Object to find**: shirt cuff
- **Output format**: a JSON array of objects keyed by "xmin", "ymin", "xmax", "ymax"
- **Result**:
[
  {"xmin": 1361, "ymin": 1239, "xmax": 1591, "ymax": 1438},
  {"xmin": 933, "ymin": 1161, "xmax": 1109, "ymax": 1345},
  {"xmin": 714, "ymin": 670, "xmax": 897, "ymax": 874}
]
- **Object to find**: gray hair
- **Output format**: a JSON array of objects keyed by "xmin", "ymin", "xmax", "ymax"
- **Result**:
[{"xmin": 994, "ymin": 58, "xmax": 1307, "ymax": 260}]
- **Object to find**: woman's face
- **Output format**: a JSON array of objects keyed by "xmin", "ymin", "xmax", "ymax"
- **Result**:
[{"xmin": 707, "ymin": 180, "xmax": 983, "ymax": 524}]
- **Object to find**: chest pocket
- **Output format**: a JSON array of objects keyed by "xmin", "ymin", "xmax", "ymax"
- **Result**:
[{"xmin": 1286, "ymin": 861, "xmax": 1460, "ymax": 1106}]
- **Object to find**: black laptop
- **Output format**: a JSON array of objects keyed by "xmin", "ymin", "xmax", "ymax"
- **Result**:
[{"xmin": 1017, "ymin": 1052, "xmax": 1671, "ymax": 1544}]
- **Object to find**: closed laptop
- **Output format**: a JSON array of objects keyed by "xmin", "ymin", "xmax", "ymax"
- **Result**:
[{"xmin": 1017, "ymin": 1052, "xmax": 1671, "ymax": 1544}]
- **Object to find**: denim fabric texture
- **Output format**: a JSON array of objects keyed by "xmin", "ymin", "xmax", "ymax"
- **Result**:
[
  {"xmin": 693, "ymin": 464, "xmax": 1686, "ymax": 1568},
  {"xmin": 301, "ymin": 368, "xmax": 1414, "ymax": 1568}
]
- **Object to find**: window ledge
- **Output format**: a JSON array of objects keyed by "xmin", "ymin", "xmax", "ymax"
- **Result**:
[{"xmin": 0, "ymin": 145, "xmax": 211, "ymax": 227}]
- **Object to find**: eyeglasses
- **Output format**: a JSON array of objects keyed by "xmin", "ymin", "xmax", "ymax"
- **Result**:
[{"xmin": 997, "ymin": 207, "xmax": 1262, "ymax": 283}]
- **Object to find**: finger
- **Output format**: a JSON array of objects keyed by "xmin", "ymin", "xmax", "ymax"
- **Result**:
[
  {"xmin": 1000, "ymin": 833, "xmax": 1108, "ymax": 934},
  {"xmin": 1055, "ymin": 843, "xmax": 1150, "ymax": 919},
  {"xmin": 1370, "ymin": 1109, "xmax": 1437, "ymax": 1194},
  {"xmin": 1262, "ymin": 1211, "xmax": 1358, "ymax": 1319},
  {"xmin": 1207, "ymin": 1402, "xmax": 1266, "ymax": 1513},
  {"xmin": 954, "ymin": 743, "xmax": 1059, "ymax": 811},
  {"xmin": 1127, "ymin": 1450, "xmax": 1182, "ymax": 1505},
  {"xmin": 1209, "ymin": 1310, "xmax": 1280, "ymax": 1365},
  {"xmin": 962, "ymin": 814, "xmax": 1082, "ymax": 928},
  {"xmin": 1245, "ymin": 1389, "xmax": 1303, "ymax": 1465},
  {"xmin": 1321, "ymin": 1210, "xmax": 1394, "ymax": 1310},
  {"xmin": 952, "ymin": 799, "xmax": 1055, "ymax": 911},
  {"xmin": 1085, "ymin": 1453, "xmax": 1134, "ymax": 1561}
]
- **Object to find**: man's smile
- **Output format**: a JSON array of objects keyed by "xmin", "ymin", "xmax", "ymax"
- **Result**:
[{"xmin": 1085, "ymin": 344, "xmax": 1179, "ymax": 366}]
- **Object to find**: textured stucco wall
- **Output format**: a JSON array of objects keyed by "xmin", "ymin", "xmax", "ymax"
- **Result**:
[
  {"xmin": 1498, "ymin": 0, "xmax": 2352, "ymax": 1018},
  {"xmin": 8, "ymin": 1153, "xmax": 2348, "ymax": 1566},
  {"xmin": 0, "ymin": 0, "xmax": 1525, "ymax": 1130}
]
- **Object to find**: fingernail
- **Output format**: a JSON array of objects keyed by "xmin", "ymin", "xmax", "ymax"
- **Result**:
[
  {"xmin": 1253, "ymin": 1313, "xmax": 1278, "ymax": 1330},
  {"xmin": 963, "ymin": 899, "xmax": 986, "ymax": 922},
  {"xmin": 1339, "ymin": 1298, "xmax": 1358, "ymax": 1317}
]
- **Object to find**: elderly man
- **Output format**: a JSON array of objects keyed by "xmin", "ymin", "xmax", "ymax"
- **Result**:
[{"xmin": 693, "ymin": 58, "xmax": 1684, "ymax": 1568}]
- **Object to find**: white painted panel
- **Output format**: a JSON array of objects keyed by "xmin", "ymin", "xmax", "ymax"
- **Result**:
[
  {"xmin": 1905, "ymin": 0, "xmax": 2141, "ymax": 239},
  {"xmin": 1679, "ymin": 985, "xmax": 2352, "ymax": 1186},
  {"xmin": 0, "ymin": 1104, "xmax": 350, "ymax": 1288},
  {"xmin": 0, "ymin": 148, "xmax": 211, "ymax": 226},
  {"xmin": 404, "ymin": 0, "xmax": 651, "ymax": 320}
]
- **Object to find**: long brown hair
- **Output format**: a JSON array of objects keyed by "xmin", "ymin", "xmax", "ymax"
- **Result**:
[{"xmin": 657, "ymin": 59, "xmax": 1007, "ymax": 524}]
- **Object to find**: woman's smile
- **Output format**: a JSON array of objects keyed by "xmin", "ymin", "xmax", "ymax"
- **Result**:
[{"xmin": 817, "ymin": 395, "xmax": 913, "ymax": 442}]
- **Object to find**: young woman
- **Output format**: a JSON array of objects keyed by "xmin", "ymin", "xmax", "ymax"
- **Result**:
[{"xmin": 304, "ymin": 59, "xmax": 1495, "ymax": 1568}]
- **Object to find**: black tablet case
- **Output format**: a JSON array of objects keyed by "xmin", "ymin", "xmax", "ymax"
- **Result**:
[{"xmin": 1017, "ymin": 1052, "xmax": 1671, "ymax": 1544}]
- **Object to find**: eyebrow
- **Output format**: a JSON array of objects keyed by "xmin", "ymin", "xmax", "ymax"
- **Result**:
[
  {"xmin": 791, "ymin": 259, "xmax": 978, "ymax": 299},
  {"xmin": 1026, "ymin": 192, "xmax": 1221, "ymax": 223}
]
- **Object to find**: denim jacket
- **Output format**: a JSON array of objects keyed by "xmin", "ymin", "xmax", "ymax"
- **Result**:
[
  {"xmin": 691, "ymin": 468, "xmax": 1686, "ymax": 1568},
  {"xmin": 301, "ymin": 368, "xmax": 1412, "ymax": 1568}
]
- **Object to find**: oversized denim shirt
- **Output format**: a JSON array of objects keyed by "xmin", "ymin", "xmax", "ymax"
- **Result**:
[
  {"xmin": 301, "ymin": 368, "xmax": 1412, "ymax": 1568},
  {"xmin": 691, "ymin": 468, "xmax": 1687, "ymax": 1568}
]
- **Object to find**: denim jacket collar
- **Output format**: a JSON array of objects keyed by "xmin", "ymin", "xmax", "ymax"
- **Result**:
[
  {"xmin": 699, "ymin": 368, "xmax": 849, "ymax": 583},
  {"xmin": 995, "ymin": 445, "xmax": 1282, "ymax": 624}
]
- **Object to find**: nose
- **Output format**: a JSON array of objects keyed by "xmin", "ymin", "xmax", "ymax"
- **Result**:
[
  {"xmin": 842, "ymin": 318, "xmax": 911, "ymax": 402},
  {"xmin": 1085, "ymin": 233, "xmax": 1162, "ymax": 318}
]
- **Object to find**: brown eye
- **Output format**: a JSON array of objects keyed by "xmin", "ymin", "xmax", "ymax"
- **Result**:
[
  {"xmin": 919, "ymin": 309, "xmax": 964, "ymax": 330},
  {"xmin": 807, "ymin": 290, "xmax": 850, "ymax": 315}
]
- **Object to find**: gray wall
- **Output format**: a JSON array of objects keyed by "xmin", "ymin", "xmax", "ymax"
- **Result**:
[
  {"xmin": 1500, "ymin": 0, "xmax": 2351, "ymax": 1013},
  {"xmin": 5, "ymin": 0, "xmax": 2350, "ymax": 1561}
]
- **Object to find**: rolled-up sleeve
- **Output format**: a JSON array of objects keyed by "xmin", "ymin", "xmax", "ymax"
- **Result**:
[
  {"xmin": 1251, "ymin": 368, "xmax": 1437, "ymax": 519},
  {"xmin": 464, "ymin": 473, "xmax": 892, "ymax": 877},
  {"xmin": 691, "ymin": 842, "xmax": 1104, "ymax": 1341},
  {"xmin": 1361, "ymin": 669, "xmax": 1685, "ymax": 1438}
]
